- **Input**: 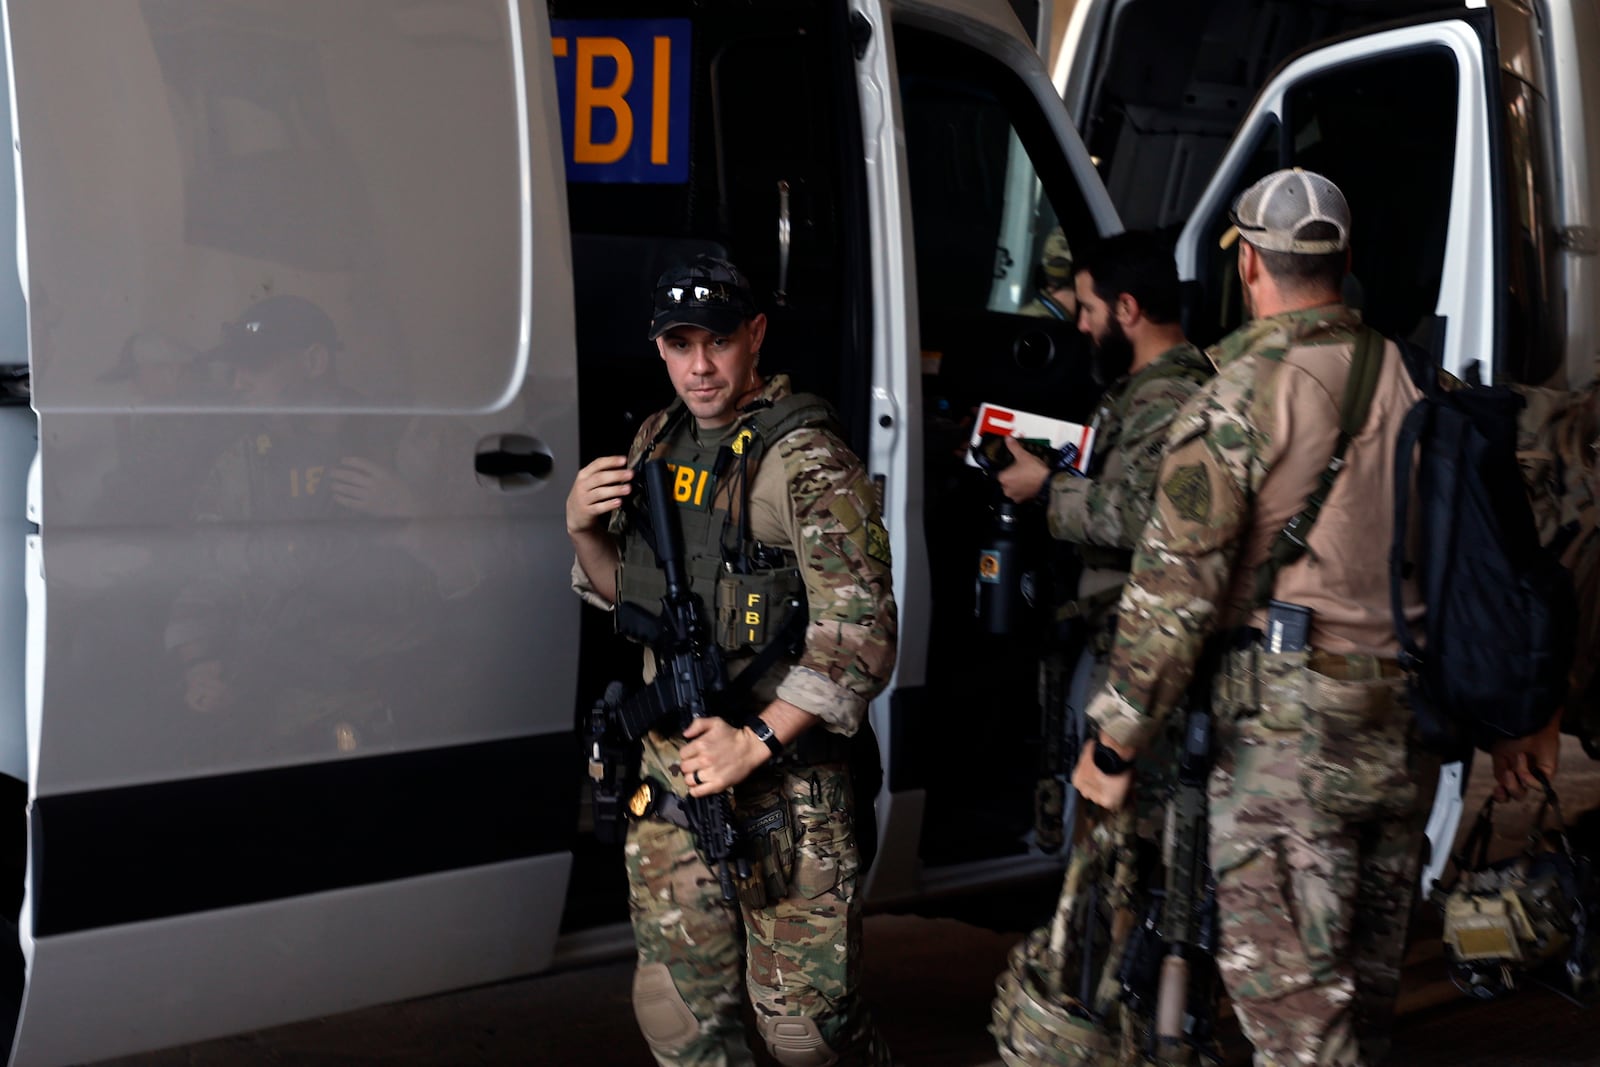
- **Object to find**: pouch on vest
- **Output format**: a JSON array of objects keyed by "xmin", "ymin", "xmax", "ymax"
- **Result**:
[
  {"xmin": 714, "ymin": 568, "xmax": 806, "ymax": 656},
  {"xmin": 1297, "ymin": 654, "xmax": 1415, "ymax": 820},
  {"xmin": 1214, "ymin": 647, "xmax": 1306, "ymax": 731}
]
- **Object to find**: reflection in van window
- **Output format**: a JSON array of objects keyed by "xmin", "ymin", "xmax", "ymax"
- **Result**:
[
  {"xmin": 896, "ymin": 29, "xmax": 1091, "ymax": 321},
  {"xmin": 28, "ymin": 1, "xmax": 525, "ymax": 411},
  {"xmin": 1500, "ymin": 74, "xmax": 1562, "ymax": 386}
]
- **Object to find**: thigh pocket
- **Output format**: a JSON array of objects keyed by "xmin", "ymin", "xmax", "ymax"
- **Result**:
[
  {"xmin": 786, "ymin": 766, "xmax": 861, "ymax": 900},
  {"xmin": 1299, "ymin": 661, "xmax": 1414, "ymax": 820}
]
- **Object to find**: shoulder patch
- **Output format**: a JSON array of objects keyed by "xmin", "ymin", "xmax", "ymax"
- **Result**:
[
  {"xmin": 864, "ymin": 519, "xmax": 892, "ymax": 565},
  {"xmin": 1163, "ymin": 463, "xmax": 1212, "ymax": 524}
]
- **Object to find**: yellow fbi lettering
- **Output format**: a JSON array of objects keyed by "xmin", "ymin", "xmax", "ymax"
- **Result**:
[
  {"xmin": 745, "ymin": 592, "xmax": 763, "ymax": 643},
  {"xmin": 289, "ymin": 466, "xmax": 324, "ymax": 498},
  {"xmin": 665, "ymin": 461, "xmax": 713, "ymax": 510}
]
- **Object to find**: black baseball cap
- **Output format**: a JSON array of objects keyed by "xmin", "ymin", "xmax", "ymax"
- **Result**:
[
  {"xmin": 206, "ymin": 295, "xmax": 341, "ymax": 366},
  {"xmin": 647, "ymin": 255, "xmax": 758, "ymax": 340}
]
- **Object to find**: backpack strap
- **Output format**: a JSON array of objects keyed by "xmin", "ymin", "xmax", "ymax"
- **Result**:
[
  {"xmin": 1251, "ymin": 327, "xmax": 1385, "ymax": 608},
  {"xmin": 1388, "ymin": 337, "xmax": 1442, "ymax": 672},
  {"xmin": 720, "ymin": 391, "xmax": 843, "ymax": 563}
]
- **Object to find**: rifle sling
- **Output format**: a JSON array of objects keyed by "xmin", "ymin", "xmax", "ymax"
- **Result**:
[{"xmin": 1252, "ymin": 327, "xmax": 1384, "ymax": 609}]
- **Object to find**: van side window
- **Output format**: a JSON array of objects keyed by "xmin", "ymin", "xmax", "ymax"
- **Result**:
[
  {"xmin": 49, "ymin": 4, "xmax": 527, "ymax": 412},
  {"xmin": 1283, "ymin": 49, "xmax": 1458, "ymax": 346},
  {"xmin": 896, "ymin": 28, "xmax": 1090, "ymax": 322}
]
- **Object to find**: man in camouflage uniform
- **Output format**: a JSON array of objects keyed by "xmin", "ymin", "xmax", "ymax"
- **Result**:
[
  {"xmin": 998, "ymin": 231, "xmax": 1212, "ymax": 850},
  {"xmin": 168, "ymin": 296, "xmax": 432, "ymax": 755},
  {"xmin": 1020, "ymin": 226, "xmax": 1078, "ymax": 322},
  {"xmin": 567, "ymin": 254, "xmax": 896, "ymax": 1067},
  {"xmin": 1072, "ymin": 171, "xmax": 1436, "ymax": 1065}
]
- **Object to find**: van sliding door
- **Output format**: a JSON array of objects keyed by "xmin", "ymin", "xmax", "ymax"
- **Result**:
[{"xmin": 5, "ymin": 3, "xmax": 580, "ymax": 1064}]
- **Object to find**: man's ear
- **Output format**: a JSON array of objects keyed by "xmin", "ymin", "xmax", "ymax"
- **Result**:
[
  {"xmin": 1114, "ymin": 293, "xmax": 1140, "ymax": 329},
  {"xmin": 1237, "ymin": 241, "xmax": 1260, "ymax": 288},
  {"xmin": 746, "ymin": 313, "xmax": 768, "ymax": 356}
]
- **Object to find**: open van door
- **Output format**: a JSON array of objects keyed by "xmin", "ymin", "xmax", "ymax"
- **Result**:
[
  {"xmin": 4, "ymin": 3, "xmax": 579, "ymax": 1063},
  {"xmin": 1175, "ymin": 9, "xmax": 1507, "ymax": 894},
  {"xmin": 857, "ymin": 0, "xmax": 1122, "ymax": 899}
]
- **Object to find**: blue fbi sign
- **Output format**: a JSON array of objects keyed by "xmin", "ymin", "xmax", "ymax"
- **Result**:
[{"xmin": 550, "ymin": 19, "xmax": 692, "ymax": 184}]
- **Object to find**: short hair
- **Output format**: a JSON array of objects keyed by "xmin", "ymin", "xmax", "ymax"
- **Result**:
[
  {"xmin": 1073, "ymin": 231, "xmax": 1180, "ymax": 325},
  {"xmin": 1250, "ymin": 222, "xmax": 1346, "ymax": 294}
]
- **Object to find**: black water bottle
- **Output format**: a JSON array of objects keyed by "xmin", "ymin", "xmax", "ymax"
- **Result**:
[{"xmin": 976, "ymin": 499, "xmax": 1024, "ymax": 635}]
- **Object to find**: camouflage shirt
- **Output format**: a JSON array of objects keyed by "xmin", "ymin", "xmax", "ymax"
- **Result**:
[
  {"xmin": 1088, "ymin": 306, "xmax": 1374, "ymax": 749},
  {"xmin": 572, "ymin": 374, "xmax": 898, "ymax": 735},
  {"xmin": 1047, "ymin": 342, "xmax": 1213, "ymax": 550}
]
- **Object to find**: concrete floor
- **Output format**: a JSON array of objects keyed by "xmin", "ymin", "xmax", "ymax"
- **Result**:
[{"xmin": 97, "ymin": 742, "xmax": 1600, "ymax": 1067}]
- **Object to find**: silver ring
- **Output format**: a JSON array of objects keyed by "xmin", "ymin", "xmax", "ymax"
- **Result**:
[{"xmin": 692, "ymin": 770, "xmax": 703, "ymax": 786}]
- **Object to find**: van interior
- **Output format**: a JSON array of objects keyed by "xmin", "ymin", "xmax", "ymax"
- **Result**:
[
  {"xmin": 1073, "ymin": 0, "xmax": 1563, "ymax": 384},
  {"xmin": 556, "ymin": 0, "xmax": 1557, "ymax": 930}
]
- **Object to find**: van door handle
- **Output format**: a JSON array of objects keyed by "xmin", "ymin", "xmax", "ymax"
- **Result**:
[{"xmin": 475, "ymin": 434, "xmax": 553, "ymax": 490}]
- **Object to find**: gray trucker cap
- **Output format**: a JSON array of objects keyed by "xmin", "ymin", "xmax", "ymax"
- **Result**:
[{"xmin": 1220, "ymin": 168, "xmax": 1351, "ymax": 255}]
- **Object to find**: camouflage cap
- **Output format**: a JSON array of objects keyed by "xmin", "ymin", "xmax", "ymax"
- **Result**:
[
  {"xmin": 1220, "ymin": 169, "xmax": 1350, "ymax": 255},
  {"xmin": 1040, "ymin": 227, "xmax": 1073, "ymax": 283},
  {"xmin": 205, "ymin": 295, "xmax": 340, "ymax": 366},
  {"xmin": 648, "ymin": 254, "xmax": 758, "ymax": 340}
]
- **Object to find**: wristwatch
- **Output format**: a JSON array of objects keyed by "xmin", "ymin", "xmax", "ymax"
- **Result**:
[
  {"xmin": 744, "ymin": 715, "xmax": 784, "ymax": 760},
  {"xmin": 1092, "ymin": 737, "xmax": 1134, "ymax": 776}
]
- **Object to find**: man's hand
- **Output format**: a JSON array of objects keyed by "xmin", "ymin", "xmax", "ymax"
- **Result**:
[
  {"xmin": 566, "ymin": 456, "xmax": 632, "ymax": 536},
  {"xmin": 331, "ymin": 457, "xmax": 417, "ymax": 518},
  {"xmin": 997, "ymin": 437, "xmax": 1051, "ymax": 503},
  {"xmin": 1490, "ymin": 711, "xmax": 1562, "ymax": 802},
  {"xmin": 1071, "ymin": 737, "xmax": 1135, "ymax": 811},
  {"xmin": 680, "ymin": 717, "xmax": 769, "ymax": 797},
  {"xmin": 183, "ymin": 659, "xmax": 231, "ymax": 714}
]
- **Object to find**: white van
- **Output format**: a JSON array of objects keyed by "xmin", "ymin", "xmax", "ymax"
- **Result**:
[{"xmin": 0, "ymin": 1, "xmax": 1588, "ymax": 1064}]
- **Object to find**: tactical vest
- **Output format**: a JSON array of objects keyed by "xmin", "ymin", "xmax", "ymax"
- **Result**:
[
  {"xmin": 1075, "ymin": 353, "xmax": 1214, "ymax": 576},
  {"xmin": 616, "ymin": 392, "xmax": 841, "ymax": 658}
]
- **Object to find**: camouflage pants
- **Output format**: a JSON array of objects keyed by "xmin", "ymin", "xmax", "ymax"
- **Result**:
[
  {"xmin": 624, "ymin": 761, "xmax": 890, "ymax": 1067},
  {"xmin": 1208, "ymin": 718, "xmax": 1438, "ymax": 1066}
]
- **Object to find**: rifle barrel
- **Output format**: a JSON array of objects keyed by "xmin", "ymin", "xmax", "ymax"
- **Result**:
[{"xmin": 642, "ymin": 459, "xmax": 689, "ymax": 600}]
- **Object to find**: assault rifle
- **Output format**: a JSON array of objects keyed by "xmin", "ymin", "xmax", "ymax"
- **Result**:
[
  {"xmin": 603, "ymin": 458, "xmax": 750, "ymax": 901},
  {"xmin": 1152, "ymin": 701, "xmax": 1219, "ymax": 1058}
]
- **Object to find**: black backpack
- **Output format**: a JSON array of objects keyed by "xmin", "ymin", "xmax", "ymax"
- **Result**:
[{"xmin": 1390, "ymin": 340, "xmax": 1577, "ymax": 752}]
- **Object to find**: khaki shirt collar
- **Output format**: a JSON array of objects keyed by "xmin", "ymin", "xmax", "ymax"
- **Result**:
[{"xmin": 1209, "ymin": 303, "xmax": 1363, "ymax": 370}]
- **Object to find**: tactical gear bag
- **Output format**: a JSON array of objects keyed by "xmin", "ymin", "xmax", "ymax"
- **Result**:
[
  {"xmin": 1436, "ymin": 772, "xmax": 1597, "ymax": 1002},
  {"xmin": 992, "ymin": 811, "xmax": 1136, "ymax": 1067},
  {"xmin": 991, "ymin": 812, "xmax": 1201, "ymax": 1067},
  {"xmin": 1389, "ymin": 340, "xmax": 1578, "ymax": 752}
]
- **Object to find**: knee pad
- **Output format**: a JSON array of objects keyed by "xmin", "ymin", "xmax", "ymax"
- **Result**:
[
  {"xmin": 756, "ymin": 1014, "xmax": 840, "ymax": 1067},
  {"xmin": 632, "ymin": 962, "xmax": 700, "ymax": 1054}
]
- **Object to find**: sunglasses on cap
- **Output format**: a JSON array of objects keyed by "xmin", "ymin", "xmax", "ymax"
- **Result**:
[{"xmin": 654, "ymin": 279, "xmax": 747, "ymax": 308}]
